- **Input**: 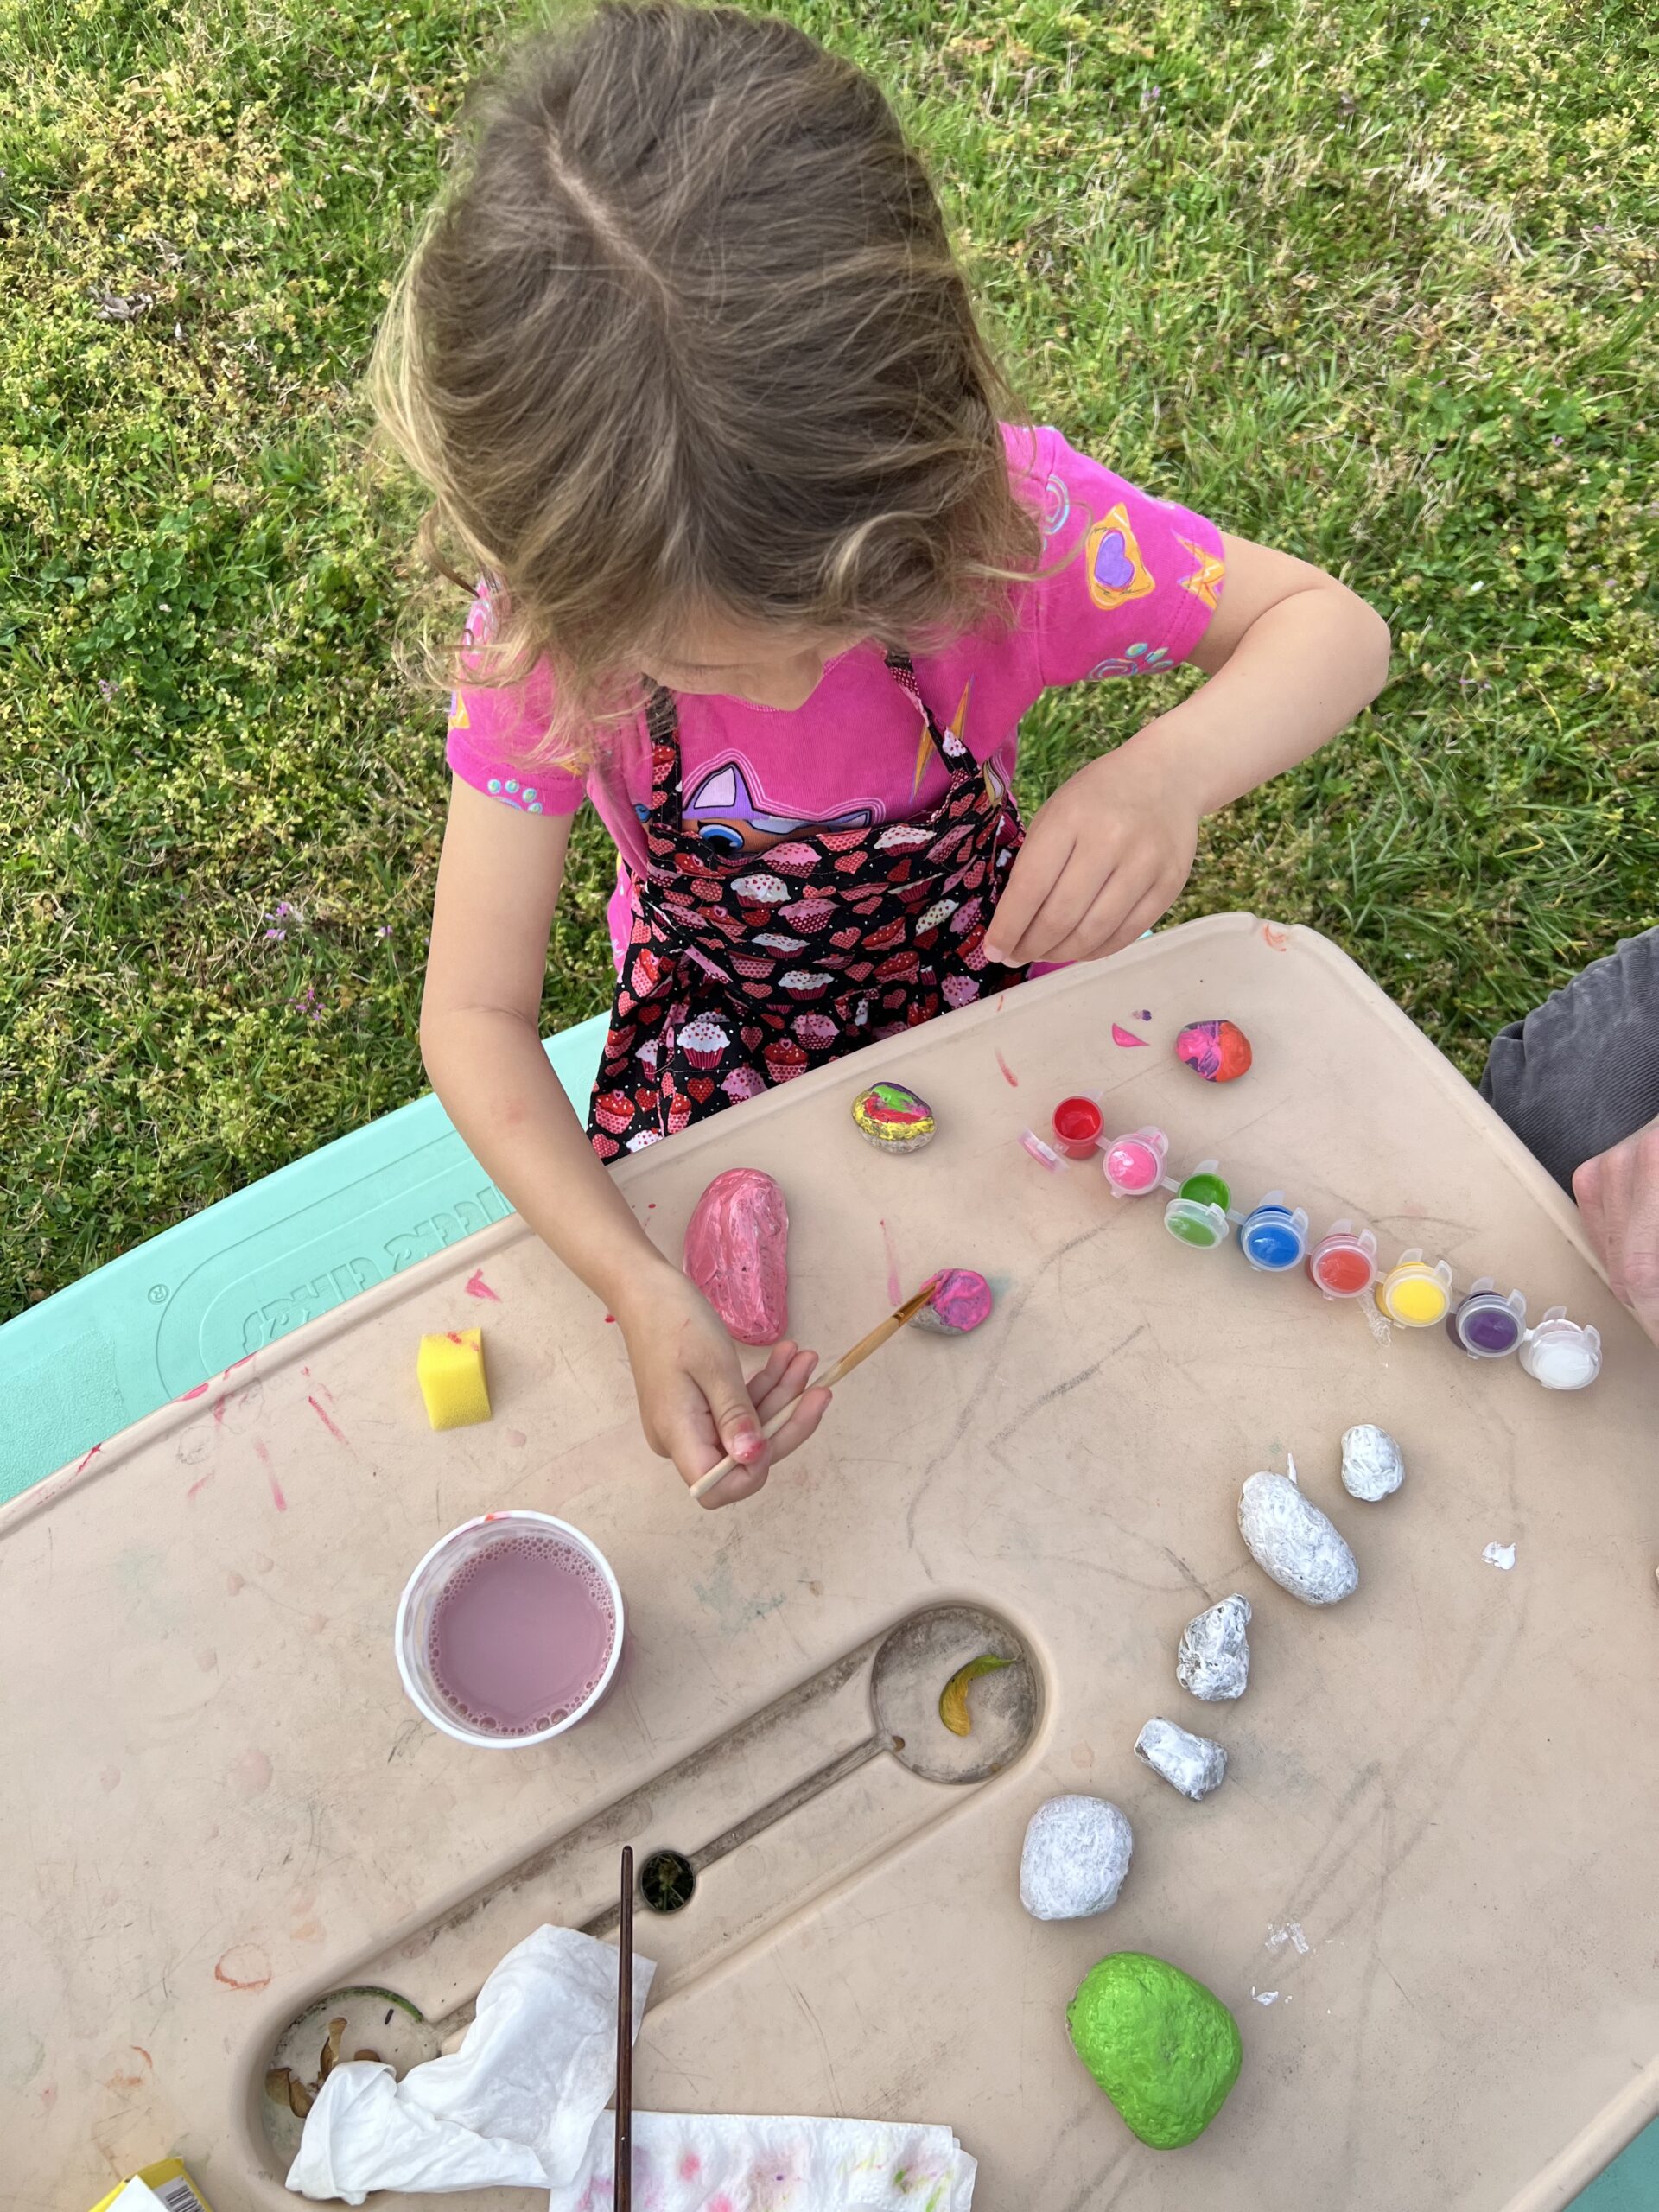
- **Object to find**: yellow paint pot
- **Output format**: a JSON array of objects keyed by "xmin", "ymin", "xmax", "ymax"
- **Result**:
[{"xmin": 1376, "ymin": 1249, "xmax": 1454, "ymax": 1327}]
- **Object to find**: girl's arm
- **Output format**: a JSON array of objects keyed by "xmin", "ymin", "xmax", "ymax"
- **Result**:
[
  {"xmin": 983, "ymin": 535, "xmax": 1391, "ymax": 966},
  {"xmin": 419, "ymin": 778, "xmax": 830, "ymax": 1505}
]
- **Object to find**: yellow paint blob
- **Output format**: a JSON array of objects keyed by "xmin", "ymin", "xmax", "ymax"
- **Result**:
[{"xmin": 1383, "ymin": 1274, "xmax": 1448, "ymax": 1325}]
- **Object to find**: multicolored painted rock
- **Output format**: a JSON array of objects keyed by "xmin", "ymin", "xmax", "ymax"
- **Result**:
[
  {"xmin": 1068, "ymin": 1952, "xmax": 1243, "ymax": 2148},
  {"xmin": 1175, "ymin": 1019, "xmax": 1253, "ymax": 1083},
  {"xmin": 914, "ymin": 1268, "xmax": 993, "ymax": 1334},
  {"xmin": 683, "ymin": 1169, "xmax": 789, "ymax": 1345},
  {"xmin": 851, "ymin": 1080, "xmax": 937, "ymax": 1153}
]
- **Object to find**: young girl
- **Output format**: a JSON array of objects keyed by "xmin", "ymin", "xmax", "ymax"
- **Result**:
[{"xmin": 373, "ymin": 2, "xmax": 1389, "ymax": 1508}]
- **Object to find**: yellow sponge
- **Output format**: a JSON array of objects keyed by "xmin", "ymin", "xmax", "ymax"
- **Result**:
[{"xmin": 417, "ymin": 1327, "xmax": 492, "ymax": 1430}]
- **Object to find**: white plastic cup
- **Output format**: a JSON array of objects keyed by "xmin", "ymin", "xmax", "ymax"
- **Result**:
[{"xmin": 395, "ymin": 1510, "xmax": 626, "ymax": 1749}]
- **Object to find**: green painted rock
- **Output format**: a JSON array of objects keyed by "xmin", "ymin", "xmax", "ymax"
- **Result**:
[{"xmin": 1067, "ymin": 1951, "xmax": 1242, "ymax": 2148}]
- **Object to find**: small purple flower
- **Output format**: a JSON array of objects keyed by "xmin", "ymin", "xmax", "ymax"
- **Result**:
[
  {"xmin": 376, "ymin": 925, "xmax": 393, "ymax": 938},
  {"xmin": 263, "ymin": 927, "xmax": 286, "ymax": 942}
]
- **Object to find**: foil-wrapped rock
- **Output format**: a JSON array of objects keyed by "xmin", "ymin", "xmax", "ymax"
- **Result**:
[
  {"xmin": 1238, "ymin": 1460, "xmax": 1358, "ymax": 1605},
  {"xmin": 1135, "ymin": 1718, "xmax": 1227, "ymax": 1801},
  {"xmin": 1176, "ymin": 1594, "xmax": 1252, "ymax": 1702},
  {"xmin": 1341, "ymin": 1423, "xmax": 1404, "ymax": 1502},
  {"xmin": 1020, "ymin": 1795, "xmax": 1134, "ymax": 1921},
  {"xmin": 682, "ymin": 1168, "xmax": 789, "ymax": 1345}
]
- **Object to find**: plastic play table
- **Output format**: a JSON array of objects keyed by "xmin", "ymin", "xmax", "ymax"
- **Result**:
[{"xmin": 5, "ymin": 916, "xmax": 1656, "ymax": 2211}]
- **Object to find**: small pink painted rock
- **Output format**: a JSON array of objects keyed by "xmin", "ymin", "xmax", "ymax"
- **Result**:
[
  {"xmin": 1176, "ymin": 1019, "xmax": 1253, "ymax": 1084},
  {"xmin": 914, "ymin": 1268, "xmax": 994, "ymax": 1334},
  {"xmin": 683, "ymin": 1169, "xmax": 790, "ymax": 1345}
]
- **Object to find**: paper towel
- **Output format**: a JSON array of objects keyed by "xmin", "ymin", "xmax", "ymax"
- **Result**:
[
  {"xmin": 286, "ymin": 1920, "xmax": 976, "ymax": 2209},
  {"xmin": 550, "ymin": 2111, "xmax": 976, "ymax": 2211},
  {"xmin": 287, "ymin": 1923, "xmax": 654, "ymax": 2202}
]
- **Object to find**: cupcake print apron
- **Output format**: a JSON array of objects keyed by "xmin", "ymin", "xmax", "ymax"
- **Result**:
[{"xmin": 587, "ymin": 652, "xmax": 1028, "ymax": 1156}]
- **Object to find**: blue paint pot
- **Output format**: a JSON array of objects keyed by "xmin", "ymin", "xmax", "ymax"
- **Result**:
[{"xmin": 1238, "ymin": 1192, "xmax": 1310, "ymax": 1274}]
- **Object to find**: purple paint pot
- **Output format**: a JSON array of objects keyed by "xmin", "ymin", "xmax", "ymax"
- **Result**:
[
  {"xmin": 396, "ymin": 1511, "xmax": 624, "ymax": 1748},
  {"xmin": 1446, "ymin": 1279, "xmax": 1526, "ymax": 1360}
]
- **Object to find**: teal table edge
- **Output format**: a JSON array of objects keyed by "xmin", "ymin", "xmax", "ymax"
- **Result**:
[{"xmin": 0, "ymin": 1015, "xmax": 608, "ymax": 1505}]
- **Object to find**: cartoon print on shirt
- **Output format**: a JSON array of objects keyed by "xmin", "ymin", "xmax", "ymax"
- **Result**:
[
  {"xmin": 682, "ymin": 758, "xmax": 876, "ymax": 856},
  {"xmin": 1176, "ymin": 535, "xmax": 1226, "ymax": 611},
  {"xmin": 1084, "ymin": 503, "xmax": 1157, "ymax": 613},
  {"xmin": 448, "ymin": 690, "xmax": 471, "ymax": 732}
]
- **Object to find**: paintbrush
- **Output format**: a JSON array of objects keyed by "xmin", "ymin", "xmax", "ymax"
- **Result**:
[
  {"xmin": 614, "ymin": 1844, "xmax": 633, "ymax": 2212},
  {"xmin": 689, "ymin": 1279, "xmax": 939, "ymax": 1503}
]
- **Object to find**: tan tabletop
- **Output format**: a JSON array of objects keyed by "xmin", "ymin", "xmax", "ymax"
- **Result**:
[{"xmin": 5, "ymin": 915, "xmax": 1657, "ymax": 2212}]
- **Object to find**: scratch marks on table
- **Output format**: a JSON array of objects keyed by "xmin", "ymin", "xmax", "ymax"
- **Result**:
[{"xmin": 386, "ymin": 1719, "xmax": 423, "ymax": 1766}]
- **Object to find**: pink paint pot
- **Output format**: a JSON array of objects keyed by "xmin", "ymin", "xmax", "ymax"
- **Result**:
[
  {"xmin": 1051, "ymin": 1095, "xmax": 1104, "ymax": 1160},
  {"xmin": 395, "ymin": 1510, "xmax": 625, "ymax": 1750},
  {"xmin": 1101, "ymin": 1125, "xmax": 1169, "ymax": 1198}
]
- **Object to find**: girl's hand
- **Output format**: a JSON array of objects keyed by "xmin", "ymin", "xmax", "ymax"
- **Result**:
[
  {"xmin": 613, "ymin": 1265, "xmax": 831, "ymax": 1507},
  {"xmin": 984, "ymin": 734, "xmax": 1200, "ymax": 968}
]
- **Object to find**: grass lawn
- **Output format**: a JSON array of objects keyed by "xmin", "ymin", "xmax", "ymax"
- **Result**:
[{"xmin": 3, "ymin": 0, "xmax": 1656, "ymax": 1319}]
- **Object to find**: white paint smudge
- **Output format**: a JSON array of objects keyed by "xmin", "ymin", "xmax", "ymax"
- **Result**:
[
  {"xmin": 1251, "ymin": 1989, "xmax": 1280, "ymax": 2005},
  {"xmin": 1267, "ymin": 1920, "xmax": 1310, "ymax": 1956},
  {"xmin": 1483, "ymin": 1542, "xmax": 1516, "ymax": 1570}
]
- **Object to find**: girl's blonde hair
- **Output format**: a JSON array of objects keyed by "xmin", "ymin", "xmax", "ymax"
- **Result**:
[{"xmin": 370, "ymin": 0, "xmax": 1039, "ymax": 748}]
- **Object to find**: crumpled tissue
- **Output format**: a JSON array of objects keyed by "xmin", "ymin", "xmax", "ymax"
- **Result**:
[
  {"xmin": 286, "ymin": 1924, "xmax": 654, "ymax": 2202},
  {"xmin": 287, "ymin": 1922, "xmax": 976, "ymax": 2210}
]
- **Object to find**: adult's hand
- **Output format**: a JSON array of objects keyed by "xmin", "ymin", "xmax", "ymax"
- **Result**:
[{"xmin": 1573, "ymin": 1112, "xmax": 1659, "ymax": 1345}]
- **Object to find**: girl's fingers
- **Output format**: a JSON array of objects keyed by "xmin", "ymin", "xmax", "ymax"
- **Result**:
[
  {"xmin": 983, "ymin": 829, "xmax": 1075, "ymax": 965},
  {"xmin": 762, "ymin": 1384, "xmax": 833, "ymax": 1463},
  {"xmin": 688, "ymin": 1349, "xmax": 826, "ymax": 1506},
  {"xmin": 1042, "ymin": 864, "xmax": 1156, "ymax": 964},
  {"xmin": 1088, "ymin": 880, "xmax": 1177, "ymax": 962}
]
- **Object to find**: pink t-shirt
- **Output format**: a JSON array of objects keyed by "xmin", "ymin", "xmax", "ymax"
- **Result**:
[{"xmin": 445, "ymin": 423, "xmax": 1224, "ymax": 965}]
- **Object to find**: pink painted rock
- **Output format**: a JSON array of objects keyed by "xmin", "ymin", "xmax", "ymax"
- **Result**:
[
  {"xmin": 914, "ymin": 1268, "xmax": 994, "ymax": 1334},
  {"xmin": 683, "ymin": 1170, "xmax": 790, "ymax": 1345}
]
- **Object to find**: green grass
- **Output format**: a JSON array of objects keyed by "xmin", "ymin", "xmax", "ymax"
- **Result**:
[{"xmin": 3, "ymin": 0, "xmax": 1656, "ymax": 1319}]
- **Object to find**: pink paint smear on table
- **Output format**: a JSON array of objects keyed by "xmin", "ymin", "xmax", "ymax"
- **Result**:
[
  {"xmin": 1110, "ymin": 1023, "xmax": 1150, "ymax": 1047},
  {"xmin": 880, "ymin": 1217, "xmax": 902, "ymax": 1306},
  {"xmin": 464, "ymin": 1268, "xmax": 500, "ymax": 1302},
  {"xmin": 255, "ymin": 1440, "xmax": 287, "ymax": 1511},
  {"xmin": 995, "ymin": 1049, "xmax": 1019, "ymax": 1086},
  {"xmin": 306, "ymin": 1396, "xmax": 348, "ymax": 1448}
]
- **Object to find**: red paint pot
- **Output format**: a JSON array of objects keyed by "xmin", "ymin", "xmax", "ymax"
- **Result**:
[{"xmin": 1051, "ymin": 1095, "xmax": 1104, "ymax": 1160}]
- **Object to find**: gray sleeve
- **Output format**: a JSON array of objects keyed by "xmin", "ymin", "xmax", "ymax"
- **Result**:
[{"xmin": 1479, "ymin": 926, "xmax": 1659, "ymax": 1192}]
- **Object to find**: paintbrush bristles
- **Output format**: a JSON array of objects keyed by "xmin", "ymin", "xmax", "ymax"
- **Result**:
[{"xmin": 687, "ymin": 1279, "xmax": 942, "ymax": 1503}]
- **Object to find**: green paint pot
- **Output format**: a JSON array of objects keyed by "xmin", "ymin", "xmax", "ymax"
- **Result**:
[
  {"xmin": 1179, "ymin": 1168, "xmax": 1231, "ymax": 1211},
  {"xmin": 1067, "ymin": 1950, "xmax": 1242, "ymax": 2149}
]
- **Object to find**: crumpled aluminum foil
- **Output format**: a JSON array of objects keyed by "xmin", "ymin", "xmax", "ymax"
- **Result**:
[
  {"xmin": 1135, "ymin": 1717, "xmax": 1228, "ymax": 1801},
  {"xmin": 1238, "ymin": 1460, "xmax": 1358, "ymax": 1605},
  {"xmin": 1176, "ymin": 1593, "xmax": 1252, "ymax": 1701}
]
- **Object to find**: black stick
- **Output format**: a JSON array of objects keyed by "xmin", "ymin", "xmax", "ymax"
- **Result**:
[{"xmin": 615, "ymin": 1844, "xmax": 634, "ymax": 2212}]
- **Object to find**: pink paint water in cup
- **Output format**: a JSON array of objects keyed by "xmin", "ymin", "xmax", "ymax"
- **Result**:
[
  {"xmin": 395, "ymin": 1511, "xmax": 624, "ymax": 1748},
  {"xmin": 1102, "ymin": 1126, "xmax": 1169, "ymax": 1197}
]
